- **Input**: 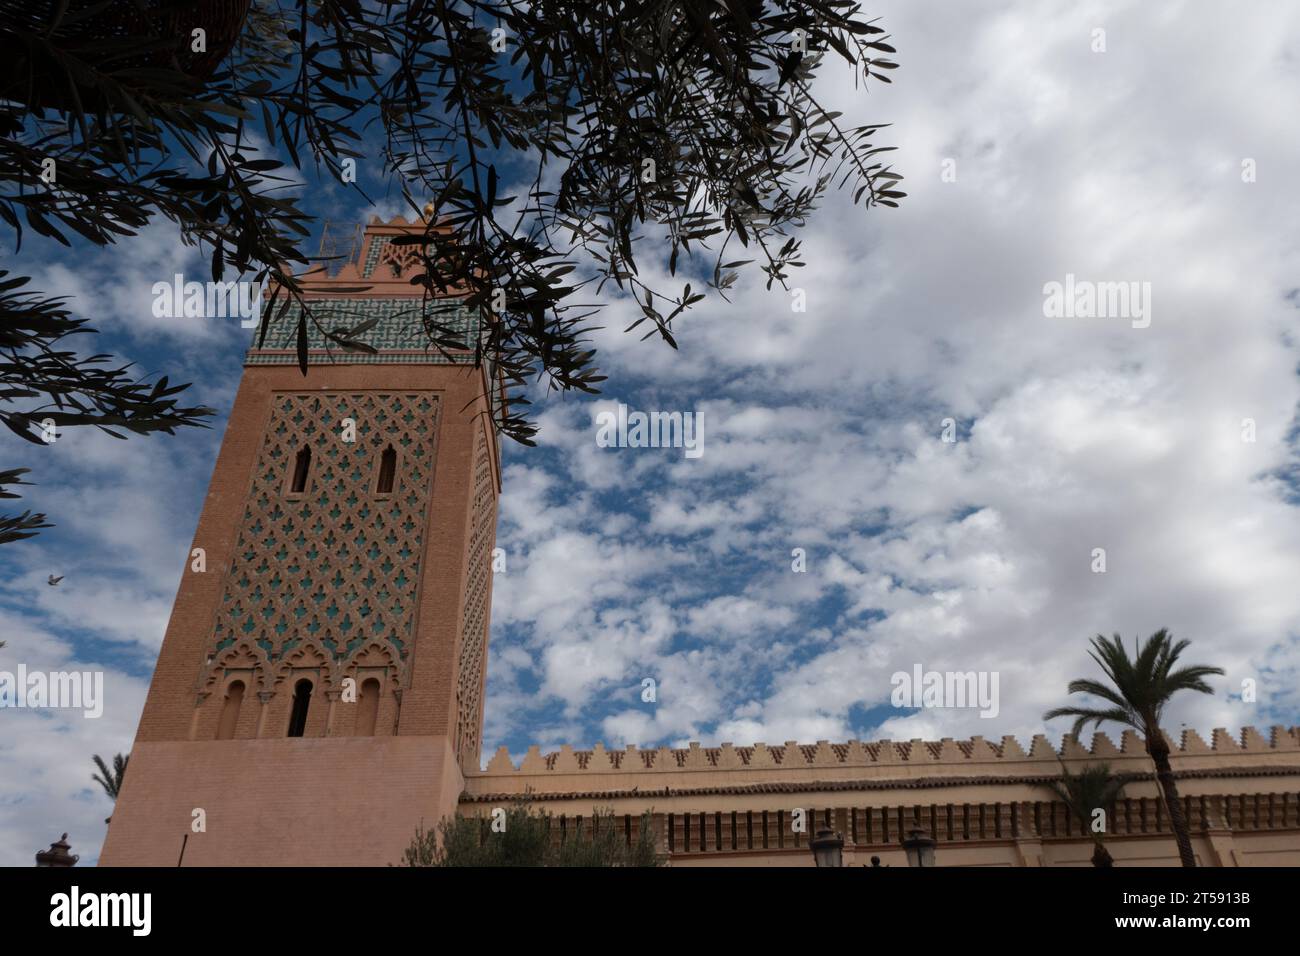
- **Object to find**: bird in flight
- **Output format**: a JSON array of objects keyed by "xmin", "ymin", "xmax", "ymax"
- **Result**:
[{"xmin": 47, "ymin": 574, "xmax": 63, "ymax": 586}]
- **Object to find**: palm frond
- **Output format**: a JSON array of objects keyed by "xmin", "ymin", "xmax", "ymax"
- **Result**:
[
  {"xmin": 1063, "ymin": 678, "xmax": 1133, "ymax": 715},
  {"xmin": 1043, "ymin": 760, "xmax": 1130, "ymax": 838},
  {"xmin": 1046, "ymin": 630, "xmax": 1221, "ymax": 741},
  {"xmin": 1163, "ymin": 665, "xmax": 1226, "ymax": 695},
  {"xmin": 1134, "ymin": 628, "xmax": 1169, "ymax": 682},
  {"xmin": 90, "ymin": 752, "xmax": 128, "ymax": 801},
  {"xmin": 1042, "ymin": 706, "xmax": 1132, "ymax": 741}
]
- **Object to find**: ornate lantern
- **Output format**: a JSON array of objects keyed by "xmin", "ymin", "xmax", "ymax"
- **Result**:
[
  {"xmin": 810, "ymin": 826, "xmax": 845, "ymax": 868},
  {"xmin": 901, "ymin": 821, "xmax": 937, "ymax": 868},
  {"xmin": 35, "ymin": 833, "xmax": 79, "ymax": 867}
]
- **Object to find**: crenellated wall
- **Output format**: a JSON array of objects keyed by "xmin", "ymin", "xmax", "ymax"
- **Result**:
[
  {"xmin": 459, "ymin": 727, "xmax": 1300, "ymax": 866},
  {"xmin": 470, "ymin": 726, "xmax": 1300, "ymax": 789}
]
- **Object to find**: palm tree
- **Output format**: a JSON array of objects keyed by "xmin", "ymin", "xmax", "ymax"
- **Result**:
[
  {"xmin": 1043, "ymin": 629, "xmax": 1223, "ymax": 867},
  {"xmin": 92, "ymin": 753, "xmax": 129, "ymax": 801},
  {"xmin": 1043, "ymin": 760, "xmax": 1129, "ymax": 867}
]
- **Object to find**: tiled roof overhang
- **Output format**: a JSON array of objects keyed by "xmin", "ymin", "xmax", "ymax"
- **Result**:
[{"xmin": 459, "ymin": 764, "xmax": 1300, "ymax": 804}]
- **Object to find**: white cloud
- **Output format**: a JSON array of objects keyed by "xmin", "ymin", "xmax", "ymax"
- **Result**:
[
  {"xmin": 0, "ymin": 611, "xmax": 146, "ymax": 866},
  {"xmin": 481, "ymin": 0, "xmax": 1300, "ymax": 755},
  {"xmin": 5, "ymin": 0, "xmax": 1300, "ymax": 860}
]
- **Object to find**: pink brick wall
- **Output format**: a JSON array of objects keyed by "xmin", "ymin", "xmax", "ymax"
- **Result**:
[{"xmin": 100, "ymin": 737, "xmax": 464, "ymax": 866}]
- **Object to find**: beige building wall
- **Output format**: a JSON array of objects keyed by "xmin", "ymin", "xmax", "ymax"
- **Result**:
[{"xmin": 461, "ymin": 726, "xmax": 1300, "ymax": 866}]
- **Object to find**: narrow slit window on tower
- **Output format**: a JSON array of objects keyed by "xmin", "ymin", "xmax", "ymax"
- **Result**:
[
  {"xmin": 217, "ymin": 680, "xmax": 245, "ymax": 740},
  {"xmin": 287, "ymin": 678, "xmax": 313, "ymax": 737},
  {"xmin": 290, "ymin": 445, "xmax": 312, "ymax": 494},
  {"xmin": 357, "ymin": 678, "xmax": 381, "ymax": 736},
  {"xmin": 376, "ymin": 445, "xmax": 397, "ymax": 494}
]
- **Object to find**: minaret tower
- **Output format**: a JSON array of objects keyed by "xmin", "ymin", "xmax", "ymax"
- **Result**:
[{"xmin": 100, "ymin": 215, "xmax": 500, "ymax": 866}]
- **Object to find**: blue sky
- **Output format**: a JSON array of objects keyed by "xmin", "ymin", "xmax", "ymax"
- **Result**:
[{"xmin": 4, "ymin": 0, "xmax": 1300, "ymax": 865}]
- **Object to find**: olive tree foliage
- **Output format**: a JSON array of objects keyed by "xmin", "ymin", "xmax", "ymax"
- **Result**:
[
  {"xmin": 0, "ymin": 274, "xmax": 213, "ymax": 543},
  {"xmin": 400, "ymin": 805, "xmax": 662, "ymax": 867},
  {"xmin": 0, "ymin": 0, "xmax": 903, "ymax": 539}
]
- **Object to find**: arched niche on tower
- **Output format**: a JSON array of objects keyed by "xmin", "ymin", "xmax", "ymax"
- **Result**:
[
  {"xmin": 334, "ymin": 641, "xmax": 402, "ymax": 737},
  {"xmin": 270, "ymin": 641, "xmax": 334, "ymax": 738},
  {"xmin": 194, "ymin": 640, "xmax": 273, "ymax": 740}
]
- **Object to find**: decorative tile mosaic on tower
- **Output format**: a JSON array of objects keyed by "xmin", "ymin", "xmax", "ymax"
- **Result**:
[
  {"xmin": 247, "ymin": 297, "xmax": 476, "ymax": 357},
  {"xmin": 455, "ymin": 423, "xmax": 496, "ymax": 768},
  {"xmin": 202, "ymin": 390, "xmax": 441, "ymax": 694}
]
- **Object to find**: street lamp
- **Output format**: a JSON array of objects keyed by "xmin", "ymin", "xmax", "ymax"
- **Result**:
[
  {"xmin": 35, "ymin": 833, "xmax": 78, "ymax": 867},
  {"xmin": 810, "ymin": 826, "xmax": 844, "ymax": 867},
  {"xmin": 901, "ymin": 821, "xmax": 936, "ymax": 868}
]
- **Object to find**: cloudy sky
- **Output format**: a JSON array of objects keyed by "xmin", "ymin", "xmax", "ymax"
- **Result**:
[{"xmin": 3, "ymin": 0, "xmax": 1299, "ymax": 866}]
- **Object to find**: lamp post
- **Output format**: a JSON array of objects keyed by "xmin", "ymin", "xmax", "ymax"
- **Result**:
[
  {"xmin": 901, "ymin": 821, "xmax": 937, "ymax": 868},
  {"xmin": 35, "ymin": 833, "xmax": 78, "ymax": 867},
  {"xmin": 810, "ymin": 826, "xmax": 844, "ymax": 867}
]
